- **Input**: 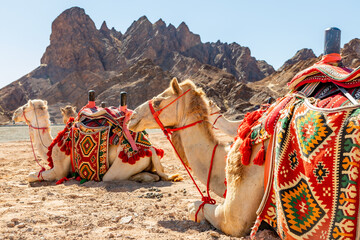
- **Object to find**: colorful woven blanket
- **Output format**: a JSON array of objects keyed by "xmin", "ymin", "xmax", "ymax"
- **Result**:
[
  {"xmin": 251, "ymin": 95, "xmax": 360, "ymax": 240},
  {"xmin": 247, "ymin": 55, "xmax": 360, "ymax": 239},
  {"xmin": 288, "ymin": 53, "xmax": 360, "ymax": 90}
]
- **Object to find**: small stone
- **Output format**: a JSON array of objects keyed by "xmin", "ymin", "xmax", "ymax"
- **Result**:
[
  {"xmin": 11, "ymin": 218, "xmax": 19, "ymax": 223},
  {"xmin": 42, "ymin": 197, "xmax": 46, "ymax": 201},
  {"xmin": 17, "ymin": 223, "xmax": 26, "ymax": 228},
  {"xmin": 108, "ymin": 233, "xmax": 115, "ymax": 238},
  {"xmin": 7, "ymin": 222, "xmax": 15, "ymax": 228},
  {"xmin": 120, "ymin": 216, "xmax": 132, "ymax": 224},
  {"xmin": 210, "ymin": 231, "xmax": 220, "ymax": 238},
  {"xmin": 27, "ymin": 228, "xmax": 33, "ymax": 232}
]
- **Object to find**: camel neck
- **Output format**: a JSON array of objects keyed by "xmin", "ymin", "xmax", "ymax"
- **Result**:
[
  {"xmin": 29, "ymin": 124, "xmax": 53, "ymax": 160},
  {"xmin": 176, "ymin": 118, "xmax": 227, "ymax": 197}
]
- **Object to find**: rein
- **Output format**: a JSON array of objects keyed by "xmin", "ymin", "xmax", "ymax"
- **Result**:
[
  {"xmin": 23, "ymin": 109, "xmax": 49, "ymax": 180},
  {"xmin": 209, "ymin": 111, "xmax": 222, "ymax": 130},
  {"xmin": 148, "ymin": 89, "xmax": 216, "ymax": 221}
]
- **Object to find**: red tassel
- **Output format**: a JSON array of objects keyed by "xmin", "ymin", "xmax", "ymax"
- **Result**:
[
  {"xmin": 239, "ymin": 138, "xmax": 252, "ymax": 165},
  {"xmin": 75, "ymin": 176, "xmax": 81, "ymax": 181},
  {"xmin": 237, "ymin": 123, "xmax": 251, "ymax": 140},
  {"xmin": 56, "ymin": 177, "xmax": 69, "ymax": 185},
  {"xmin": 253, "ymin": 142, "xmax": 265, "ymax": 166},
  {"xmin": 223, "ymin": 178, "xmax": 227, "ymax": 198},
  {"xmin": 145, "ymin": 149, "xmax": 152, "ymax": 157}
]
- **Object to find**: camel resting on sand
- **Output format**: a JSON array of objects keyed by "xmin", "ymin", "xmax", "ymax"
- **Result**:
[
  {"xmin": 128, "ymin": 78, "xmax": 264, "ymax": 236},
  {"xmin": 13, "ymin": 99, "xmax": 181, "ymax": 183},
  {"xmin": 129, "ymin": 66, "xmax": 360, "ymax": 239}
]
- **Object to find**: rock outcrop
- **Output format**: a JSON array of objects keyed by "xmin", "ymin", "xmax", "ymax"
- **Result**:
[{"xmin": 1, "ymin": 7, "xmax": 360, "ymax": 124}]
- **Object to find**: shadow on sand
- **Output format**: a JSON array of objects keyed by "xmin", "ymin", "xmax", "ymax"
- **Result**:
[{"xmin": 29, "ymin": 178, "xmax": 174, "ymax": 192}]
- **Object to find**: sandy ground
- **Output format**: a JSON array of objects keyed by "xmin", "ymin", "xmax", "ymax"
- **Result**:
[{"xmin": 0, "ymin": 130, "xmax": 280, "ymax": 240}]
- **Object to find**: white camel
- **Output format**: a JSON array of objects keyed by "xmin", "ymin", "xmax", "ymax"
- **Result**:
[
  {"xmin": 207, "ymin": 100, "xmax": 241, "ymax": 138},
  {"xmin": 13, "ymin": 99, "xmax": 181, "ymax": 183},
  {"xmin": 129, "ymin": 78, "xmax": 266, "ymax": 236}
]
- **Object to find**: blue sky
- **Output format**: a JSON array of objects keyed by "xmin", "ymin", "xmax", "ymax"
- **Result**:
[{"xmin": 1, "ymin": 0, "xmax": 360, "ymax": 88}]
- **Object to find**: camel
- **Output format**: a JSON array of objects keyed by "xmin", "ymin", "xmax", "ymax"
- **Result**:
[
  {"xmin": 128, "ymin": 73, "xmax": 360, "ymax": 238},
  {"xmin": 128, "ymin": 78, "xmax": 265, "ymax": 236},
  {"xmin": 13, "ymin": 99, "xmax": 181, "ymax": 183},
  {"xmin": 207, "ymin": 100, "xmax": 240, "ymax": 138},
  {"xmin": 60, "ymin": 105, "xmax": 77, "ymax": 124}
]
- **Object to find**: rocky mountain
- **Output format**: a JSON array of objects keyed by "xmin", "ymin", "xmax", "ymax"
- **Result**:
[{"xmin": 1, "ymin": 7, "xmax": 360, "ymax": 124}]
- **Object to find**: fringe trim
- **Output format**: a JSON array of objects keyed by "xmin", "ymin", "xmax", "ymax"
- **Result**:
[
  {"xmin": 236, "ymin": 109, "xmax": 266, "ymax": 166},
  {"xmin": 47, "ymin": 117, "xmax": 74, "ymax": 169},
  {"xmin": 118, "ymin": 147, "xmax": 165, "ymax": 165}
]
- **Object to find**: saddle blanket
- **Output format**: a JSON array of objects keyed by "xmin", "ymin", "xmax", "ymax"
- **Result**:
[
  {"xmin": 251, "ymin": 95, "xmax": 360, "ymax": 240},
  {"xmin": 72, "ymin": 124, "xmax": 109, "ymax": 181}
]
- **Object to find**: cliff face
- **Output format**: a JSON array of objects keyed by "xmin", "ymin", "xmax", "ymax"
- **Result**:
[{"xmin": 0, "ymin": 7, "xmax": 359, "ymax": 124}]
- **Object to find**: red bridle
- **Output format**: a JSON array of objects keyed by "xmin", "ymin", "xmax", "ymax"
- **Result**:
[
  {"xmin": 148, "ymin": 89, "xmax": 217, "ymax": 221},
  {"xmin": 209, "ymin": 111, "xmax": 222, "ymax": 130},
  {"xmin": 22, "ymin": 108, "xmax": 49, "ymax": 180}
]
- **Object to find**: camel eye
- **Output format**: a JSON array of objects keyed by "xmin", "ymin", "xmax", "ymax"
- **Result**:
[{"xmin": 153, "ymin": 100, "xmax": 161, "ymax": 108}]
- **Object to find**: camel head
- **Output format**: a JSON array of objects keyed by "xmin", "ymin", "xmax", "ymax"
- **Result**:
[
  {"xmin": 61, "ymin": 105, "xmax": 77, "ymax": 124},
  {"xmin": 12, "ymin": 99, "xmax": 50, "ymax": 127},
  {"xmin": 129, "ymin": 78, "xmax": 210, "ymax": 132}
]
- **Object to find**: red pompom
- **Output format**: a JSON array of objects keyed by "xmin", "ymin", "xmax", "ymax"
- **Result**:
[{"xmin": 253, "ymin": 142, "xmax": 265, "ymax": 166}]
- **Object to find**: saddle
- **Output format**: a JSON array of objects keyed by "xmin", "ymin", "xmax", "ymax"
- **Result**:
[{"xmin": 244, "ymin": 54, "xmax": 360, "ymax": 240}]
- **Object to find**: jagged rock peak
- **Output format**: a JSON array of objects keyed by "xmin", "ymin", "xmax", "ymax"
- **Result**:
[
  {"xmin": 100, "ymin": 21, "xmax": 109, "ymax": 32},
  {"xmin": 278, "ymin": 48, "xmax": 316, "ymax": 71},
  {"xmin": 154, "ymin": 18, "xmax": 166, "ymax": 28},
  {"xmin": 177, "ymin": 22, "xmax": 189, "ymax": 31}
]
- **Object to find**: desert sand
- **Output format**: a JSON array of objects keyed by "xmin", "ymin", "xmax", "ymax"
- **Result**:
[{"xmin": 0, "ymin": 129, "xmax": 279, "ymax": 240}]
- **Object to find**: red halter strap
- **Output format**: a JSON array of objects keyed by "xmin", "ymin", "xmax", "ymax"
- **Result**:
[
  {"xmin": 148, "ymin": 89, "xmax": 216, "ymax": 222},
  {"xmin": 23, "ymin": 110, "xmax": 47, "ymax": 180},
  {"xmin": 23, "ymin": 110, "xmax": 49, "ymax": 131}
]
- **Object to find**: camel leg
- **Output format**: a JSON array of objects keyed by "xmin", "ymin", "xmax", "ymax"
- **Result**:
[
  {"xmin": 129, "ymin": 172, "xmax": 160, "ymax": 182},
  {"xmin": 189, "ymin": 164, "xmax": 264, "ymax": 236},
  {"xmin": 150, "ymin": 147, "xmax": 183, "ymax": 182},
  {"xmin": 103, "ymin": 155, "xmax": 151, "ymax": 181},
  {"xmin": 28, "ymin": 152, "xmax": 71, "ymax": 182}
]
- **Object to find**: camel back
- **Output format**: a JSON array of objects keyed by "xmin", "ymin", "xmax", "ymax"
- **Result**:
[{"xmin": 244, "ymin": 55, "xmax": 360, "ymax": 239}]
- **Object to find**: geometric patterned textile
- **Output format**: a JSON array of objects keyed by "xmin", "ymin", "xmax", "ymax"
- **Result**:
[
  {"xmin": 288, "ymin": 54, "xmax": 360, "ymax": 90},
  {"xmin": 72, "ymin": 125, "xmax": 109, "ymax": 181},
  {"xmin": 251, "ymin": 94, "xmax": 360, "ymax": 240},
  {"xmin": 71, "ymin": 106, "xmax": 163, "ymax": 172}
]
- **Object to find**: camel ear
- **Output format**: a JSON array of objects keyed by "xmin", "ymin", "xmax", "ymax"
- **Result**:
[
  {"xmin": 28, "ymin": 100, "xmax": 33, "ymax": 108},
  {"xmin": 72, "ymin": 106, "xmax": 77, "ymax": 111},
  {"xmin": 60, "ymin": 107, "xmax": 65, "ymax": 113},
  {"xmin": 44, "ymin": 100, "xmax": 48, "ymax": 106},
  {"xmin": 170, "ymin": 78, "xmax": 181, "ymax": 95}
]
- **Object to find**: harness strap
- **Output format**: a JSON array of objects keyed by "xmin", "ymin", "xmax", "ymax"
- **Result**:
[
  {"xmin": 148, "ymin": 89, "xmax": 216, "ymax": 222},
  {"xmin": 195, "ymin": 144, "xmax": 218, "ymax": 221},
  {"xmin": 211, "ymin": 114, "xmax": 222, "ymax": 130},
  {"xmin": 23, "ymin": 111, "xmax": 47, "ymax": 180}
]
